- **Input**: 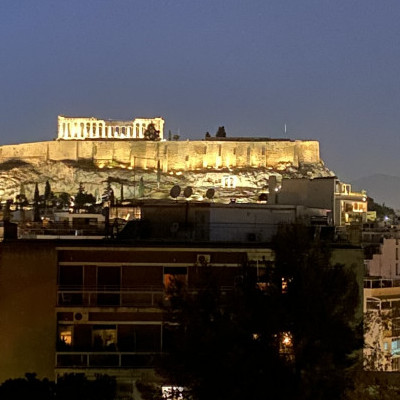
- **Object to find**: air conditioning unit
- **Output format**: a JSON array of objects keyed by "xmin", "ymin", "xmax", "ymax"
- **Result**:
[
  {"xmin": 74, "ymin": 311, "xmax": 89, "ymax": 323},
  {"xmin": 197, "ymin": 254, "xmax": 211, "ymax": 265}
]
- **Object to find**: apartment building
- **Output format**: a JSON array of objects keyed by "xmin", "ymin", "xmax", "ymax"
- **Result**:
[{"xmin": 0, "ymin": 238, "xmax": 272, "ymax": 397}]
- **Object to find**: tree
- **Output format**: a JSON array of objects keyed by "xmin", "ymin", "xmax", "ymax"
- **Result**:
[
  {"xmin": 0, "ymin": 373, "xmax": 116, "ymax": 400},
  {"xmin": 144, "ymin": 123, "xmax": 160, "ymax": 141},
  {"xmin": 75, "ymin": 183, "xmax": 96, "ymax": 209},
  {"xmin": 15, "ymin": 184, "xmax": 28, "ymax": 210},
  {"xmin": 215, "ymin": 126, "xmax": 226, "ymax": 138},
  {"xmin": 159, "ymin": 265, "xmax": 292, "ymax": 400},
  {"xmin": 102, "ymin": 181, "xmax": 114, "ymax": 206},
  {"xmin": 138, "ymin": 177, "xmax": 145, "ymax": 197},
  {"xmin": 34, "ymin": 182, "xmax": 40, "ymax": 203},
  {"xmin": 272, "ymin": 224, "xmax": 362, "ymax": 400},
  {"xmin": 56, "ymin": 192, "xmax": 71, "ymax": 209},
  {"xmin": 0, "ymin": 373, "xmax": 54, "ymax": 400},
  {"xmin": 157, "ymin": 160, "xmax": 161, "ymax": 189},
  {"xmin": 33, "ymin": 182, "xmax": 40, "ymax": 222},
  {"xmin": 367, "ymin": 197, "xmax": 396, "ymax": 220},
  {"xmin": 158, "ymin": 223, "xmax": 361, "ymax": 400},
  {"xmin": 75, "ymin": 182, "xmax": 86, "ymax": 208},
  {"xmin": 44, "ymin": 180, "xmax": 51, "ymax": 201}
]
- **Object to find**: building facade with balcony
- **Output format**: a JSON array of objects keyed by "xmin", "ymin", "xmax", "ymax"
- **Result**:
[{"xmin": 0, "ymin": 238, "xmax": 273, "ymax": 397}]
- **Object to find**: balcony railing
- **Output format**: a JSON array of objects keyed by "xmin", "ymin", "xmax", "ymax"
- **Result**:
[
  {"xmin": 56, "ymin": 351, "xmax": 157, "ymax": 368},
  {"xmin": 57, "ymin": 285, "xmax": 235, "ymax": 307},
  {"xmin": 19, "ymin": 221, "xmax": 106, "ymax": 239},
  {"xmin": 57, "ymin": 285, "xmax": 164, "ymax": 307}
]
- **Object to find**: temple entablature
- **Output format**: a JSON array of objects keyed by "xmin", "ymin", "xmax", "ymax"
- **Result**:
[{"xmin": 57, "ymin": 115, "xmax": 164, "ymax": 140}]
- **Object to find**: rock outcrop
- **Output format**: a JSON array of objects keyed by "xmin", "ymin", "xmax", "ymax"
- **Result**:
[{"xmin": 0, "ymin": 159, "xmax": 335, "ymax": 203}]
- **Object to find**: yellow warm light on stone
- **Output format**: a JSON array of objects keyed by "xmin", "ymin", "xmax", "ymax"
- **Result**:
[{"xmin": 57, "ymin": 115, "xmax": 165, "ymax": 140}]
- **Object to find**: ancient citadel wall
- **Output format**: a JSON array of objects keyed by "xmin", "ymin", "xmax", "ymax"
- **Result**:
[{"xmin": 0, "ymin": 140, "xmax": 320, "ymax": 170}]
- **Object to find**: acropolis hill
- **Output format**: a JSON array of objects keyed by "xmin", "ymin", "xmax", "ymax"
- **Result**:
[{"xmin": 0, "ymin": 115, "xmax": 334, "ymax": 202}]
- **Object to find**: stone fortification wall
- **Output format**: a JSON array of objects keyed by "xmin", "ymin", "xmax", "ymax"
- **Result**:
[{"xmin": 0, "ymin": 139, "xmax": 320, "ymax": 170}]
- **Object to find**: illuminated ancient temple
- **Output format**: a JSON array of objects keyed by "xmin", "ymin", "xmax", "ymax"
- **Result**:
[{"xmin": 57, "ymin": 115, "xmax": 164, "ymax": 140}]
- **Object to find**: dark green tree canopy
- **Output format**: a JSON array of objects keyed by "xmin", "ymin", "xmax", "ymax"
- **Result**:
[
  {"xmin": 144, "ymin": 123, "xmax": 160, "ymax": 141},
  {"xmin": 0, "ymin": 373, "xmax": 116, "ymax": 400},
  {"xmin": 215, "ymin": 126, "xmax": 226, "ymax": 137},
  {"xmin": 158, "ymin": 224, "xmax": 362, "ymax": 400},
  {"xmin": 44, "ymin": 180, "xmax": 52, "ymax": 200},
  {"xmin": 75, "ymin": 183, "xmax": 96, "ymax": 209}
]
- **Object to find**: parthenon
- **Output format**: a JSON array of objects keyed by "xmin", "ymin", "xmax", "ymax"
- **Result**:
[{"xmin": 57, "ymin": 115, "xmax": 164, "ymax": 140}]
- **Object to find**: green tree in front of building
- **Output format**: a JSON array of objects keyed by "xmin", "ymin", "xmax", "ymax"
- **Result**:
[
  {"xmin": 158, "ymin": 224, "xmax": 362, "ymax": 400},
  {"xmin": 144, "ymin": 123, "xmax": 160, "ymax": 141}
]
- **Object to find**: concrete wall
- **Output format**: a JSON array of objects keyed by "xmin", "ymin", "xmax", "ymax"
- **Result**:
[
  {"xmin": 366, "ymin": 238, "xmax": 400, "ymax": 279},
  {"xmin": 277, "ymin": 177, "xmax": 336, "ymax": 211},
  {"xmin": 0, "ymin": 139, "xmax": 320, "ymax": 171},
  {"xmin": 0, "ymin": 241, "xmax": 57, "ymax": 382}
]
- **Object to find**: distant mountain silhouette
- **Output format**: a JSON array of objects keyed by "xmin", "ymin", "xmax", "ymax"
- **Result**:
[{"xmin": 351, "ymin": 174, "xmax": 400, "ymax": 210}]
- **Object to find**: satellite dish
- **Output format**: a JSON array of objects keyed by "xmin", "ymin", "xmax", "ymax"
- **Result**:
[
  {"xmin": 170, "ymin": 185, "xmax": 181, "ymax": 199},
  {"xmin": 184, "ymin": 186, "xmax": 193, "ymax": 198},
  {"xmin": 206, "ymin": 188, "xmax": 215, "ymax": 199}
]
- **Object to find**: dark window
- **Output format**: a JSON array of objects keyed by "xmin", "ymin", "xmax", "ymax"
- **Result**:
[
  {"xmin": 58, "ymin": 266, "xmax": 83, "ymax": 305},
  {"xmin": 97, "ymin": 267, "xmax": 120, "ymax": 305},
  {"xmin": 59, "ymin": 266, "xmax": 83, "ymax": 286},
  {"xmin": 118, "ymin": 324, "xmax": 161, "ymax": 352}
]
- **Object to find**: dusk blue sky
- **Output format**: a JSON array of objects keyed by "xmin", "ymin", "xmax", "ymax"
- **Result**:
[{"xmin": 1, "ymin": 1, "xmax": 399, "ymax": 183}]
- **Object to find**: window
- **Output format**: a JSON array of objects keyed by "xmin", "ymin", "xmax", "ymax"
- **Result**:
[
  {"xmin": 93, "ymin": 325, "xmax": 117, "ymax": 350},
  {"xmin": 392, "ymin": 339, "xmax": 400, "ymax": 356},
  {"xmin": 118, "ymin": 324, "xmax": 161, "ymax": 352},
  {"xmin": 164, "ymin": 267, "xmax": 188, "ymax": 290},
  {"xmin": 58, "ymin": 325, "xmax": 73, "ymax": 350},
  {"xmin": 58, "ymin": 266, "xmax": 83, "ymax": 305},
  {"xmin": 392, "ymin": 357, "xmax": 400, "ymax": 371},
  {"xmin": 97, "ymin": 267, "xmax": 121, "ymax": 306},
  {"xmin": 59, "ymin": 266, "xmax": 83, "ymax": 287}
]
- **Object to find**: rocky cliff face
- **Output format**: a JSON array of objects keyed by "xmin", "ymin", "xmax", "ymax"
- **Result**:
[{"xmin": 0, "ymin": 159, "xmax": 335, "ymax": 203}]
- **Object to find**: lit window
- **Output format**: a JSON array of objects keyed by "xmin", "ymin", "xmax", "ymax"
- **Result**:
[
  {"xmin": 163, "ymin": 267, "xmax": 188, "ymax": 292},
  {"xmin": 92, "ymin": 325, "xmax": 117, "ymax": 350},
  {"xmin": 58, "ymin": 326, "xmax": 72, "ymax": 347}
]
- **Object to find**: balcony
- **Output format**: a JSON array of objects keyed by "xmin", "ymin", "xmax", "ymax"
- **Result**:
[
  {"xmin": 57, "ymin": 286, "xmax": 165, "ymax": 308},
  {"xmin": 56, "ymin": 352, "xmax": 157, "ymax": 368},
  {"xmin": 57, "ymin": 285, "xmax": 235, "ymax": 308},
  {"xmin": 18, "ymin": 221, "xmax": 106, "ymax": 239}
]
